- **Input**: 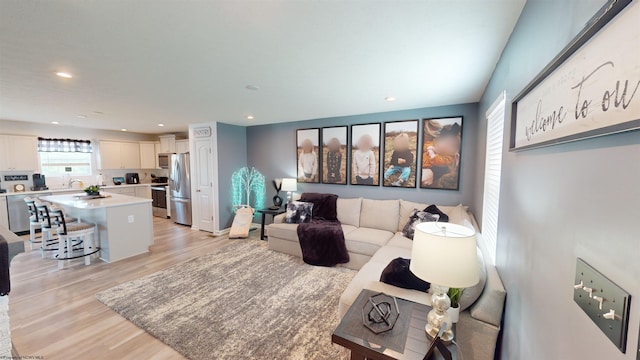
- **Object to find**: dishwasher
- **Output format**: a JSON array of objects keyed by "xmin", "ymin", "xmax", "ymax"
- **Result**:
[{"xmin": 7, "ymin": 193, "xmax": 52, "ymax": 235}]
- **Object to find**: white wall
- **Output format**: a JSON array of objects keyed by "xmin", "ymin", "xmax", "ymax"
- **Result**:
[{"xmin": 475, "ymin": 1, "xmax": 640, "ymax": 359}]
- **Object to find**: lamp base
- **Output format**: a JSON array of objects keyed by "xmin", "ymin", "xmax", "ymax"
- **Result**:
[{"xmin": 425, "ymin": 285, "xmax": 454, "ymax": 342}]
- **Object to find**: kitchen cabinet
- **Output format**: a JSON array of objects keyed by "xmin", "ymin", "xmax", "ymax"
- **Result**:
[
  {"xmin": 158, "ymin": 135, "xmax": 176, "ymax": 153},
  {"xmin": 139, "ymin": 142, "xmax": 158, "ymax": 169},
  {"xmin": 0, "ymin": 197, "xmax": 8, "ymax": 228},
  {"xmin": 135, "ymin": 186, "xmax": 152, "ymax": 199},
  {"xmin": 98, "ymin": 141, "xmax": 141, "ymax": 169},
  {"xmin": 105, "ymin": 187, "xmax": 136, "ymax": 196},
  {"xmin": 0, "ymin": 135, "xmax": 39, "ymax": 171},
  {"xmin": 175, "ymin": 139, "xmax": 190, "ymax": 154}
]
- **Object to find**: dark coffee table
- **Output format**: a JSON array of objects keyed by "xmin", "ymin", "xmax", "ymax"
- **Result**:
[
  {"xmin": 256, "ymin": 207, "xmax": 286, "ymax": 240},
  {"xmin": 332, "ymin": 289, "xmax": 461, "ymax": 360}
]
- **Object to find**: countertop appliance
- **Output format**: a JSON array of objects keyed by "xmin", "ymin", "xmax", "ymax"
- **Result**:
[
  {"xmin": 32, "ymin": 173, "xmax": 49, "ymax": 191},
  {"xmin": 112, "ymin": 177, "xmax": 125, "ymax": 185},
  {"xmin": 125, "ymin": 173, "xmax": 140, "ymax": 184},
  {"xmin": 170, "ymin": 153, "xmax": 191, "ymax": 226}
]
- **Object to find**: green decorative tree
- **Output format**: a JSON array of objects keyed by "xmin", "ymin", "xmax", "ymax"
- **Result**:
[{"xmin": 231, "ymin": 167, "xmax": 266, "ymax": 211}]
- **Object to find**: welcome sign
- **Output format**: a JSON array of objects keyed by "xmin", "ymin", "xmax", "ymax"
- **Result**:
[{"xmin": 511, "ymin": 0, "xmax": 640, "ymax": 151}]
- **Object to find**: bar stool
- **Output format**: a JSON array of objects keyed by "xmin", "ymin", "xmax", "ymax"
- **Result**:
[
  {"xmin": 24, "ymin": 197, "xmax": 44, "ymax": 250},
  {"xmin": 51, "ymin": 207, "xmax": 99, "ymax": 269},
  {"xmin": 34, "ymin": 201, "xmax": 64, "ymax": 258}
]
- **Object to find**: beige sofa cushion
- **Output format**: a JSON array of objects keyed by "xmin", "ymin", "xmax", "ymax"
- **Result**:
[
  {"xmin": 359, "ymin": 199, "xmax": 399, "ymax": 233},
  {"xmin": 470, "ymin": 265, "xmax": 506, "ymax": 327},
  {"xmin": 385, "ymin": 233, "xmax": 413, "ymax": 249},
  {"xmin": 266, "ymin": 223, "xmax": 299, "ymax": 241},
  {"xmin": 344, "ymin": 228, "xmax": 394, "ymax": 256},
  {"xmin": 398, "ymin": 200, "xmax": 429, "ymax": 232},
  {"xmin": 337, "ymin": 198, "xmax": 362, "ymax": 227},
  {"xmin": 447, "ymin": 204, "xmax": 473, "ymax": 227}
]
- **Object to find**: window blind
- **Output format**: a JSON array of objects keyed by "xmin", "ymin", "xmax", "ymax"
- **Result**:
[
  {"xmin": 37, "ymin": 137, "xmax": 92, "ymax": 153},
  {"xmin": 481, "ymin": 91, "xmax": 506, "ymax": 266}
]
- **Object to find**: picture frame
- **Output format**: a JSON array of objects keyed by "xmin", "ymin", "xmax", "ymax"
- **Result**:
[
  {"xmin": 350, "ymin": 123, "xmax": 381, "ymax": 186},
  {"xmin": 321, "ymin": 126, "xmax": 348, "ymax": 185},
  {"xmin": 420, "ymin": 117, "xmax": 463, "ymax": 191},
  {"xmin": 510, "ymin": 0, "xmax": 638, "ymax": 151},
  {"xmin": 382, "ymin": 120, "xmax": 418, "ymax": 188},
  {"xmin": 296, "ymin": 128, "xmax": 320, "ymax": 183}
]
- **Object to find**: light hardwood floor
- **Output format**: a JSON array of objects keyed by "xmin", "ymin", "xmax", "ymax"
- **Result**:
[{"xmin": 9, "ymin": 217, "xmax": 243, "ymax": 360}]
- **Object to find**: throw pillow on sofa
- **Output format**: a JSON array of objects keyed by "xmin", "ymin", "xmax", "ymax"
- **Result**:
[
  {"xmin": 380, "ymin": 257, "xmax": 430, "ymax": 292},
  {"xmin": 285, "ymin": 201, "xmax": 314, "ymax": 224},
  {"xmin": 402, "ymin": 209, "xmax": 439, "ymax": 239},
  {"xmin": 423, "ymin": 204, "xmax": 449, "ymax": 222},
  {"xmin": 299, "ymin": 193, "xmax": 338, "ymax": 221}
]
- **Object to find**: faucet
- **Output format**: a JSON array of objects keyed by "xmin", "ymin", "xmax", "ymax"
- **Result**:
[{"xmin": 68, "ymin": 179, "xmax": 83, "ymax": 189}]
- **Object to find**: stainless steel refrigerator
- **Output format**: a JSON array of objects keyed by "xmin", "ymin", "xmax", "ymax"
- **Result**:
[{"xmin": 170, "ymin": 153, "xmax": 192, "ymax": 226}]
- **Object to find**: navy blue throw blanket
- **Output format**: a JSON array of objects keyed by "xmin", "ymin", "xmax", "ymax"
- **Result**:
[
  {"xmin": 296, "ymin": 193, "xmax": 349, "ymax": 267},
  {"xmin": 1, "ymin": 236, "xmax": 10, "ymax": 296}
]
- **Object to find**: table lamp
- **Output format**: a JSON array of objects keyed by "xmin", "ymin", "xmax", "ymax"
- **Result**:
[
  {"xmin": 281, "ymin": 178, "xmax": 298, "ymax": 201},
  {"xmin": 409, "ymin": 221, "xmax": 479, "ymax": 342}
]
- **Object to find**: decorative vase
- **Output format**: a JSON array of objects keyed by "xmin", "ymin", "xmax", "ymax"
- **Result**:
[{"xmin": 447, "ymin": 305, "xmax": 460, "ymax": 324}]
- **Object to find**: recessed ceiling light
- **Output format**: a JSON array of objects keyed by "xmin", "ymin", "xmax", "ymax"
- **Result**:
[
  {"xmin": 56, "ymin": 72, "xmax": 73, "ymax": 79},
  {"xmin": 76, "ymin": 115, "xmax": 87, "ymax": 119},
  {"xmin": 245, "ymin": 85, "xmax": 260, "ymax": 91},
  {"xmin": 385, "ymin": 96, "xmax": 397, "ymax": 102},
  {"xmin": 121, "ymin": 128, "xmax": 127, "ymax": 132},
  {"xmin": 158, "ymin": 123, "xmax": 165, "ymax": 127},
  {"xmin": 247, "ymin": 115, "xmax": 254, "ymax": 120},
  {"xmin": 51, "ymin": 121, "xmax": 59, "ymax": 124}
]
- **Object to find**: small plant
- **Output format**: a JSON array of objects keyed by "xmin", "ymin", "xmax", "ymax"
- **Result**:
[
  {"xmin": 448, "ymin": 288, "xmax": 463, "ymax": 308},
  {"xmin": 84, "ymin": 185, "xmax": 100, "ymax": 195}
]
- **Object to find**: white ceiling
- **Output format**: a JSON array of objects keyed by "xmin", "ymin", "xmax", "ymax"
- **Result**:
[{"xmin": 0, "ymin": 0, "xmax": 526, "ymax": 134}]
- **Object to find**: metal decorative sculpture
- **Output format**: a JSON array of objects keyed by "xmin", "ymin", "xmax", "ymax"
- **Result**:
[{"xmin": 362, "ymin": 292, "xmax": 400, "ymax": 334}]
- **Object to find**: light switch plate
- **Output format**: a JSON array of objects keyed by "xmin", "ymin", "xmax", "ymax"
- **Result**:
[{"xmin": 574, "ymin": 258, "xmax": 631, "ymax": 353}]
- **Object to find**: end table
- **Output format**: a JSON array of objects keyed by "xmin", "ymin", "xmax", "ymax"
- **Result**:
[
  {"xmin": 332, "ymin": 289, "xmax": 461, "ymax": 360},
  {"xmin": 256, "ymin": 207, "xmax": 286, "ymax": 240}
]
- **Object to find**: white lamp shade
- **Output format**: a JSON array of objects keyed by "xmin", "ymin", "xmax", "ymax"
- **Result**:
[
  {"xmin": 281, "ymin": 178, "xmax": 298, "ymax": 192},
  {"xmin": 409, "ymin": 222, "xmax": 479, "ymax": 288}
]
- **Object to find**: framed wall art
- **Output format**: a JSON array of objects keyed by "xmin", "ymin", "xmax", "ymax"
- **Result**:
[
  {"xmin": 511, "ymin": 0, "xmax": 638, "ymax": 151},
  {"xmin": 382, "ymin": 120, "xmax": 418, "ymax": 188},
  {"xmin": 420, "ymin": 117, "xmax": 463, "ymax": 190},
  {"xmin": 321, "ymin": 126, "xmax": 348, "ymax": 185},
  {"xmin": 350, "ymin": 123, "xmax": 381, "ymax": 186},
  {"xmin": 296, "ymin": 128, "xmax": 320, "ymax": 183}
]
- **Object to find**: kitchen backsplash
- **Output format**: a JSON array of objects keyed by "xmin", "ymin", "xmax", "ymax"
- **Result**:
[{"xmin": 0, "ymin": 168, "xmax": 169, "ymax": 193}]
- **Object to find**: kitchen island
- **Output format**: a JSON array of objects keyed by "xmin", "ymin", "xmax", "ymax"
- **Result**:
[{"xmin": 40, "ymin": 192, "xmax": 153, "ymax": 263}]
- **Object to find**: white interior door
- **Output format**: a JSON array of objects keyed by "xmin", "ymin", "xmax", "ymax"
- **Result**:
[{"xmin": 194, "ymin": 138, "xmax": 213, "ymax": 232}]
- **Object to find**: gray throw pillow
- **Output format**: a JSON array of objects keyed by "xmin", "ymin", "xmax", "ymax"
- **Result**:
[
  {"xmin": 285, "ymin": 201, "xmax": 314, "ymax": 224},
  {"xmin": 402, "ymin": 209, "xmax": 439, "ymax": 239}
]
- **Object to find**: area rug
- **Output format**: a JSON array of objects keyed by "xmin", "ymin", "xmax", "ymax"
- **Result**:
[{"xmin": 96, "ymin": 240, "xmax": 356, "ymax": 360}]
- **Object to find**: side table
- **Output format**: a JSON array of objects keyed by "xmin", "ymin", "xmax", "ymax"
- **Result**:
[
  {"xmin": 255, "ymin": 207, "xmax": 286, "ymax": 240},
  {"xmin": 332, "ymin": 289, "xmax": 461, "ymax": 360}
]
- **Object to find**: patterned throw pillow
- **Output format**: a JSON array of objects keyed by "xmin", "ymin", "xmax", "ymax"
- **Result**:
[
  {"xmin": 284, "ymin": 201, "xmax": 314, "ymax": 224},
  {"xmin": 402, "ymin": 209, "xmax": 439, "ymax": 239}
]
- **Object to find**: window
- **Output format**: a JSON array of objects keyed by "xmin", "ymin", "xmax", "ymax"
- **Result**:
[
  {"xmin": 38, "ymin": 138, "xmax": 93, "ymax": 177},
  {"xmin": 481, "ymin": 91, "xmax": 506, "ymax": 265}
]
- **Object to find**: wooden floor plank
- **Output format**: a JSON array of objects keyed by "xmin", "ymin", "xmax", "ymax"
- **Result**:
[{"xmin": 9, "ymin": 217, "xmax": 240, "ymax": 359}]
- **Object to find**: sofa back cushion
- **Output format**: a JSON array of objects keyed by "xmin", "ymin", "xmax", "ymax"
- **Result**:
[
  {"xmin": 337, "ymin": 198, "xmax": 362, "ymax": 227},
  {"xmin": 359, "ymin": 199, "xmax": 399, "ymax": 233}
]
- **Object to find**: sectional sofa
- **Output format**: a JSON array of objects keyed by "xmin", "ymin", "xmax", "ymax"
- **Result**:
[{"xmin": 267, "ymin": 197, "xmax": 506, "ymax": 360}]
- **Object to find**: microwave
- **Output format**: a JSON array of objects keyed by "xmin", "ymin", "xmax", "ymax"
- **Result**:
[{"xmin": 158, "ymin": 153, "xmax": 172, "ymax": 169}]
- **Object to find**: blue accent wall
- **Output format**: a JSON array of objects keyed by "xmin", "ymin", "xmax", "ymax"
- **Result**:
[
  {"xmin": 475, "ymin": 1, "xmax": 640, "ymax": 359},
  {"xmin": 217, "ymin": 122, "xmax": 247, "ymax": 229},
  {"xmin": 246, "ymin": 103, "xmax": 479, "ymax": 211}
]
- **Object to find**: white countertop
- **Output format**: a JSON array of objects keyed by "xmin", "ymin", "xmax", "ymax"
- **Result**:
[
  {"xmin": 0, "ymin": 183, "xmax": 163, "ymax": 198},
  {"xmin": 40, "ymin": 192, "xmax": 152, "ymax": 209}
]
